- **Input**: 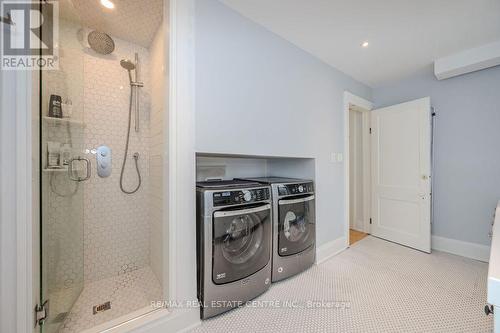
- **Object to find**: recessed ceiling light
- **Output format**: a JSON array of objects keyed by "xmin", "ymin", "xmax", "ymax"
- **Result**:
[
  {"xmin": 100, "ymin": 0, "xmax": 115, "ymax": 9},
  {"xmin": 361, "ymin": 41, "xmax": 369, "ymax": 48}
]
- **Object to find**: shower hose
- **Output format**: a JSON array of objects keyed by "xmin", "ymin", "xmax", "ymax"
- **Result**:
[{"xmin": 119, "ymin": 86, "xmax": 141, "ymax": 194}]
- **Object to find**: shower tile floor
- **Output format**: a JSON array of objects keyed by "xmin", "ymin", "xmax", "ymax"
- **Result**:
[{"xmin": 59, "ymin": 266, "xmax": 162, "ymax": 333}]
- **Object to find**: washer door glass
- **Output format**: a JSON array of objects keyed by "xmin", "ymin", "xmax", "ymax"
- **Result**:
[
  {"xmin": 278, "ymin": 195, "xmax": 315, "ymax": 256},
  {"xmin": 212, "ymin": 204, "xmax": 271, "ymax": 285}
]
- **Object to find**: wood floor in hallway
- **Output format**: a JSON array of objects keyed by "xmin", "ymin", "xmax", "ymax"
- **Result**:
[{"xmin": 349, "ymin": 229, "xmax": 368, "ymax": 245}]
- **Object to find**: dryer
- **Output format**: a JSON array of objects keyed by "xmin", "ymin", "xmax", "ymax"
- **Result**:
[
  {"xmin": 237, "ymin": 177, "xmax": 316, "ymax": 282},
  {"xmin": 196, "ymin": 180, "xmax": 272, "ymax": 319}
]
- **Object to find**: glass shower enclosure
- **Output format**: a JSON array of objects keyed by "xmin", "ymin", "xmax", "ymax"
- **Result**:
[
  {"xmin": 38, "ymin": 1, "xmax": 166, "ymax": 332},
  {"xmin": 40, "ymin": 11, "xmax": 86, "ymax": 333}
]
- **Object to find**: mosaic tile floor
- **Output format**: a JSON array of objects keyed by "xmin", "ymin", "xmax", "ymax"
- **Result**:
[
  {"xmin": 191, "ymin": 236, "xmax": 492, "ymax": 333},
  {"xmin": 58, "ymin": 266, "xmax": 162, "ymax": 333}
]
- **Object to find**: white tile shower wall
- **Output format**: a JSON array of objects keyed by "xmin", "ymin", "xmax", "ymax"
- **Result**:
[
  {"xmin": 82, "ymin": 32, "xmax": 152, "ymax": 282},
  {"xmin": 148, "ymin": 24, "xmax": 165, "ymax": 284}
]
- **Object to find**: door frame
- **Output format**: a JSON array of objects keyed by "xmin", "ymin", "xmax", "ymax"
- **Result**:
[
  {"xmin": 0, "ymin": 61, "xmax": 35, "ymax": 333},
  {"xmin": 343, "ymin": 92, "xmax": 373, "ymax": 247},
  {"xmin": 1, "ymin": 0, "xmax": 200, "ymax": 331}
]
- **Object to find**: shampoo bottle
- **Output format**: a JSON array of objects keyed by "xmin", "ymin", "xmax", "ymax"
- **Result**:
[{"xmin": 48, "ymin": 94, "xmax": 62, "ymax": 118}]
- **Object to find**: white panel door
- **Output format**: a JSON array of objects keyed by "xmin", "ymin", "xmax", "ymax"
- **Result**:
[{"xmin": 371, "ymin": 97, "xmax": 431, "ymax": 253}]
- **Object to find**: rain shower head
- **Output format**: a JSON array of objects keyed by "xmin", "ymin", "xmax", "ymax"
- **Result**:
[{"xmin": 87, "ymin": 31, "xmax": 115, "ymax": 55}]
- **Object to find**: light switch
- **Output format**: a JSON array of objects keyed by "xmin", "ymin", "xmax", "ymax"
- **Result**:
[
  {"xmin": 336, "ymin": 153, "xmax": 344, "ymax": 163},
  {"xmin": 331, "ymin": 152, "xmax": 344, "ymax": 163}
]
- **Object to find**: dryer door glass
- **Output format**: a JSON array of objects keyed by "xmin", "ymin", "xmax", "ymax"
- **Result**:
[
  {"xmin": 212, "ymin": 204, "xmax": 271, "ymax": 285},
  {"xmin": 278, "ymin": 195, "xmax": 315, "ymax": 256}
]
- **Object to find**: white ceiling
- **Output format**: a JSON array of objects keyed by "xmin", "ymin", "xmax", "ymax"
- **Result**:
[
  {"xmin": 61, "ymin": 0, "xmax": 163, "ymax": 47},
  {"xmin": 220, "ymin": 0, "xmax": 500, "ymax": 87}
]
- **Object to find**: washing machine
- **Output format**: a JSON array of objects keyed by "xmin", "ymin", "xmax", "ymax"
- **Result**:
[
  {"xmin": 196, "ymin": 180, "xmax": 272, "ymax": 319},
  {"xmin": 237, "ymin": 177, "xmax": 315, "ymax": 282}
]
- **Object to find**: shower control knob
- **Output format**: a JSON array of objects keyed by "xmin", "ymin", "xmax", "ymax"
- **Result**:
[
  {"xmin": 298, "ymin": 185, "xmax": 304, "ymax": 193},
  {"xmin": 242, "ymin": 190, "xmax": 252, "ymax": 202},
  {"xmin": 96, "ymin": 145, "xmax": 111, "ymax": 178}
]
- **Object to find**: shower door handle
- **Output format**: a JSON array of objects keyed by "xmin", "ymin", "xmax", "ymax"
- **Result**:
[{"xmin": 68, "ymin": 157, "xmax": 91, "ymax": 182}]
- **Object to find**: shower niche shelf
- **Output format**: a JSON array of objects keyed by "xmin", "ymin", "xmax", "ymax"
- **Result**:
[{"xmin": 43, "ymin": 116, "xmax": 85, "ymax": 127}]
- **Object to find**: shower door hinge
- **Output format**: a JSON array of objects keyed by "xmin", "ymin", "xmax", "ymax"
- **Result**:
[
  {"xmin": 0, "ymin": 13, "xmax": 14, "ymax": 26},
  {"xmin": 35, "ymin": 300, "xmax": 49, "ymax": 327}
]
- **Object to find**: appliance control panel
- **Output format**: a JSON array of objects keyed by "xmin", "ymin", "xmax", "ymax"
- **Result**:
[
  {"xmin": 213, "ymin": 188, "xmax": 270, "ymax": 206},
  {"xmin": 278, "ymin": 182, "xmax": 314, "ymax": 196}
]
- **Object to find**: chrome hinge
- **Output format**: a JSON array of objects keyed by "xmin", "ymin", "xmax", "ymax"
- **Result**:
[
  {"xmin": 0, "ymin": 13, "xmax": 14, "ymax": 26},
  {"xmin": 35, "ymin": 300, "xmax": 48, "ymax": 327}
]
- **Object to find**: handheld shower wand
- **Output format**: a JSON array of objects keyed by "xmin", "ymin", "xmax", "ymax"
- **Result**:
[
  {"xmin": 120, "ymin": 54, "xmax": 144, "ymax": 133},
  {"xmin": 119, "ymin": 55, "xmax": 144, "ymax": 194}
]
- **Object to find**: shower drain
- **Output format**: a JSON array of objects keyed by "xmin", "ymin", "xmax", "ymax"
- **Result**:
[{"xmin": 93, "ymin": 301, "xmax": 111, "ymax": 314}]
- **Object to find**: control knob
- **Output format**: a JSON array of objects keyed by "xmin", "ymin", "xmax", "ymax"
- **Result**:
[
  {"xmin": 298, "ymin": 185, "xmax": 304, "ymax": 193},
  {"xmin": 242, "ymin": 190, "xmax": 252, "ymax": 202}
]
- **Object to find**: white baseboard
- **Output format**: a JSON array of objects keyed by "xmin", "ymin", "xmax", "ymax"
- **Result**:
[
  {"xmin": 316, "ymin": 236, "xmax": 348, "ymax": 265},
  {"xmin": 431, "ymin": 235, "xmax": 490, "ymax": 262},
  {"xmin": 124, "ymin": 308, "xmax": 200, "ymax": 333}
]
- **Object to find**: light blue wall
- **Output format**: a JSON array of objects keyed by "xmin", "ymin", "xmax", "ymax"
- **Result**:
[
  {"xmin": 373, "ymin": 66, "xmax": 500, "ymax": 246},
  {"xmin": 195, "ymin": 0, "xmax": 372, "ymax": 246}
]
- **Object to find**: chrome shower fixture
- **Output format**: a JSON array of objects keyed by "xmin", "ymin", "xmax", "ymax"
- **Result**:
[
  {"xmin": 87, "ymin": 31, "xmax": 115, "ymax": 55},
  {"xmin": 119, "ymin": 53, "xmax": 144, "ymax": 195},
  {"xmin": 120, "ymin": 59, "xmax": 135, "ymax": 83},
  {"xmin": 120, "ymin": 54, "xmax": 144, "ymax": 132}
]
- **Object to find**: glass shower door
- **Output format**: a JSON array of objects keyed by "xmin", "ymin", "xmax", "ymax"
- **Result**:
[{"xmin": 40, "ymin": 8, "xmax": 86, "ymax": 332}]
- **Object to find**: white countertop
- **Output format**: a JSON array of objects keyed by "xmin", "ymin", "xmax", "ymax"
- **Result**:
[{"xmin": 488, "ymin": 201, "xmax": 500, "ymax": 306}]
